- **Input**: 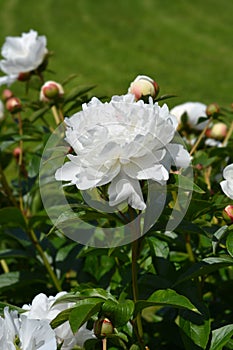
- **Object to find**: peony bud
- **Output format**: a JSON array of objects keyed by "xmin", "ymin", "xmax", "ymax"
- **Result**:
[
  {"xmin": 2, "ymin": 89, "xmax": 14, "ymax": 102},
  {"xmin": 205, "ymin": 122, "xmax": 227, "ymax": 140},
  {"xmin": 13, "ymin": 147, "xmax": 22, "ymax": 159},
  {"xmin": 5, "ymin": 97, "xmax": 22, "ymax": 113},
  {"xmin": 128, "ymin": 75, "xmax": 159, "ymax": 100},
  {"xmin": 94, "ymin": 317, "xmax": 114, "ymax": 338},
  {"xmin": 40, "ymin": 80, "xmax": 64, "ymax": 102},
  {"xmin": 222, "ymin": 205, "xmax": 233, "ymax": 223},
  {"xmin": 206, "ymin": 103, "xmax": 220, "ymax": 117}
]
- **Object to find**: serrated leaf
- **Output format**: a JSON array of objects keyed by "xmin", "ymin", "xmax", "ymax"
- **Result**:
[
  {"xmin": 135, "ymin": 289, "xmax": 200, "ymax": 315},
  {"xmin": 209, "ymin": 324, "xmax": 233, "ymax": 350}
]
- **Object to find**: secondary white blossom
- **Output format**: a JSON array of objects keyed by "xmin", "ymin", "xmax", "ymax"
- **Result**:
[
  {"xmin": 0, "ymin": 307, "xmax": 56, "ymax": 350},
  {"xmin": 0, "ymin": 29, "xmax": 48, "ymax": 86},
  {"xmin": 22, "ymin": 292, "xmax": 95, "ymax": 350},
  {"xmin": 170, "ymin": 101, "xmax": 208, "ymax": 130},
  {"xmin": 55, "ymin": 94, "xmax": 191, "ymax": 210},
  {"xmin": 220, "ymin": 164, "xmax": 233, "ymax": 199}
]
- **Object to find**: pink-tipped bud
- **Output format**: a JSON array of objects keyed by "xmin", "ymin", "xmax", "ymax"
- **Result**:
[
  {"xmin": 40, "ymin": 80, "xmax": 64, "ymax": 102},
  {"xmin": 13, "ymin": 147, "xmax": 22, "ymax": 159},
  {"xmin": 18, "ymin": 72, "xmax": 31, "ymax": 82},
  {"xmin": 5, "ymin": 97, "xmax": 22, "ymax": 113},
  {"xmin": 206, "ymin": 103, "xmax": 220, "ymax": 117},
  {"xmin": 128, "ymin": 75, "xmax": 159, "ymax": 101},
  {"xmin": 2, "ymin": 89, "xmax": 14, "ymax": 102},
  {"xmin": 223, "ymin": 205, "xmax": 233, "ymax": 223},
  {"xmin": 205, "ymin": 122, "xmax": 228, "ymax": 140},
  {"xmin": 94, "ymin": 317, "xmax": 114, "ymax": 338}
]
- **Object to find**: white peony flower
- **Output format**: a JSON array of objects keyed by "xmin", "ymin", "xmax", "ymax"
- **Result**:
[
  {"xmin": 22, "ymin": 292, "xmax": 95, "ymax": 350},
  {"xmin": 0, "ymin": 307, "xmax": 56, "ymax": 350},
  {"xmin": 55, "ymin": 94, "xmax": 191, "ymax": 210},
  {"xmin": 0, "ymin": 29, "xmax": 48, "ymax": 86},
  {"xmin": 170, "ymin": 101, "xmax": 208, "ymax": 130},
  {"xmin": 220, "ymin": 164, "xmax": 233, "ymax": 199}
]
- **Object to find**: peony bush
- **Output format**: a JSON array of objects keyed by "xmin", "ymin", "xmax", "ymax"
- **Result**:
[{"xmin": 1, "ymin": 29, "xmax": 233, "ymax": 349}]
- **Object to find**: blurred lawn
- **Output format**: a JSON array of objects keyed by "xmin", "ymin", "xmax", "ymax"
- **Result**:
[{"xmin": 0, "ymin": 0, "xmax": 233, "ymax": 107}]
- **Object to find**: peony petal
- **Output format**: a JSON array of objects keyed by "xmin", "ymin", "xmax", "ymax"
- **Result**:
[
  {"xmin": 223, "ymin": 164, "xmax": 233, "ymax": 181},
  {"xmin": 108, "ymin": 172, "xmax": 146, "ymax": 210}
]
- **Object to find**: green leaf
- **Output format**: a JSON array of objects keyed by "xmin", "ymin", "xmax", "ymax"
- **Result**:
[
  {"xmin": 69, "ymin": 299, "xmax": 104, "ymax": 333},
  {"xmin": 146, "ymin": 236, "xmax": 169, "ymax": 259},
  {"xmin": 226, "ymin": 231, "xmax": 233, "ymax": 258},
  {"xmin": 212, "ymin": 225, "xmax": 228, "ymax": 254},
  {"xmin": 54, "ymin": 288, "xmax": 116, "ymax": 306},
  {"xmin": 102, "ymin": 299, "xmax": 134, "ymax": 327},
  {"xmin": 0, "ymin": 207, "xmax": 27, "ymax": 229},
  {"xmin": 0, "ymin": 302, "xmax": 25, "ymax": 316},
  {"xmin": 174, "ymin": 257, "xmax": 233, "ymax": 285},
  {"xmin": 135, "ymin": 289, "xmax": 200, "ymax": 315},
  {"xmin": 209, "ymin": 324, "xmax": 233, "ymax": 350},
  {"xmin": 50, "ymin": 308, "xmax": 73, "ymax": 329},
  {"xmin": 179, "ymin": 308, "xmax": 210, "ymax": 349},
  {"xmin": 172, "ymin": 174, "xmax": 205, "ymax": 194}
]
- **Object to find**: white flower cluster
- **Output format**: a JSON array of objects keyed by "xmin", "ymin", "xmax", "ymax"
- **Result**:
[
  {"xmin": 0, "ymin": 292, "xmax": 95, "ymax": 350},
  {"xmin": 55, "ymin": 94, "xmax": 191, "ymax": 210}
]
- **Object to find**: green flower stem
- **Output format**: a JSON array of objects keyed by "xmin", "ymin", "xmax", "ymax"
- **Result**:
[
  {"xmin": 185, "ymin": 233, "xmax": 195, "ymax": 263},
  {"xmin": 28, "ymin": 228, "xmax": 62, "ymax": 292},
  {"xmin": 189, "ymin": 118, "xmax": 212, "ymax": 156},
  {"xmin": 102, "ymin": 338, "xmax": 107, "ymax": 350},
  {"xmin": 132, "ymin": 239, "xmax": 144, "ymax": 347},
  {"xmin": 51, "ymin": 105, "xmax": 61, "ymax": 125},
  {"xmin": 222, "ymin": 120, "xmax": 233, "ymax": 146}
]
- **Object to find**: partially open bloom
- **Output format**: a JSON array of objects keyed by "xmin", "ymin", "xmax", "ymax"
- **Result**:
[
  {"xmin": 128, "ymin": 75, "xmax": 159, "ymax": 100},
  {"xmin": 205, "ymin": 122, "xmax": 227, "ymax": 140},
  {"xmin": 55, "ymin": 94, "xmax": 191, "ymax": 210},
  {"xmin": 222, "ymin": 205, "xmax": 233, "ymax": 223},
  {"xmin": 5, "ymin": 96, "xmax": 22, "ymax": 113},
  {"xmin": 170, "ymin": 101, "xmax": 208, "ymax": 130},
  {"xmin": 22, "ymin": 292, "xmax": 95, "ymax": 350},
  {"xmin": 220, "ymin": 164, "xmax": 233, "ymax": 199},
  {"xmin": 0, "ymin": 29, "xmax": 48, "ymax": 86},
  {"xmin": 40, "ymin": 80, "xmax": 64, "ymax": 102},
  {"xmin": 0, "ymin": 307, "xmax": 56, "ymax": 350}
]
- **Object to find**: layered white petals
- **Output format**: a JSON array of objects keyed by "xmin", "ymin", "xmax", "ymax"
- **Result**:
[
  {"xmin": 22, "ymin": 292, "xmax": 95, "ymax": 350},
  {"xmin": 220, "ymin": 164, "xmax": 233, "ymax": 199},
  {"xmin": 0, "ymin": 30, "xmax": 48, "ymax": 86},
  {"xmin": 0, "ymin": 307, "xmax": 56, "ymax": 350},
  {"xmin": 19, "ymin": 317, "xmax": 56, "ymax": 350},
  {"xmin": 56, "ymin": 94, "xmax": 191, "ymax": 209}
]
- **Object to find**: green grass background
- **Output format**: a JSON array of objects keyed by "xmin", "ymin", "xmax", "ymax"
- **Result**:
[{"xmin": 0, "ymin": 0, "xmax": 233, "ymax": 108}]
